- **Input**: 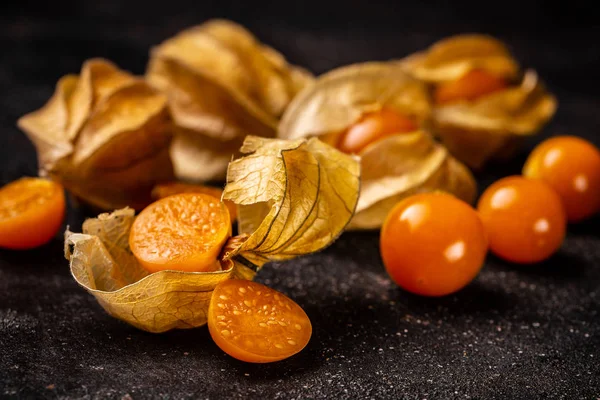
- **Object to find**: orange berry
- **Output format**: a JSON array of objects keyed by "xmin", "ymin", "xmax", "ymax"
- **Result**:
[
  {"xmin": 208, "ymin": 280, "xmax": 312, "ymax": 363},
  {"xmin": 129, "ymin": 193, "xmax": 231, "ymax": 273},
  {"xmin": 434, "ymin": 69, "xmax": 508, "ymax": 104},
  {"xmin": 337, "ymin": 108, "xmax": 417, "ymax": 154},
  {"xmin": 152, "ymin": 182, "xmax": 237, "ymax": 222},
  {"xmin": 523, "ymin": 136, "xmax": 600, "ymax": 222},
  {"xmin": 380, "ymin": 192, "xmax": 488, "ymax": 296},
  {"xmin": 0, "ymin": 178, "xmax": 65, "ymax": 250},
  {"xmin": 477, "ymin": 176, "xmax": 566, "ymax": 264}
]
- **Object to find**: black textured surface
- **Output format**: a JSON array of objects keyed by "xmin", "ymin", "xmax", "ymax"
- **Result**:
[{"xmin": 1, "ymin": 1, "xmax": 599, "ymax": 399}]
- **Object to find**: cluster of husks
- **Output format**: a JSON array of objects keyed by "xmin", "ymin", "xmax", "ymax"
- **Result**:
[
  {"xmin": 19, "ymin": 26, "xmax": 556, "ymax": 333},
  {"xmin": 19, "ymin": 28, "xmax": 555, "ymax": 225},
  {"xmin": 19, "ymin": 20, "xmax": 314, "ymax": 211}
]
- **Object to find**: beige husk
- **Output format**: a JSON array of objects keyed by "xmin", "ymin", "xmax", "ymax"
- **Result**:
[
  {"xmin": 399, "ymin": 34, "xmax": 557, "ymax": 168},
  {"xmin": 146, "ymin": 19, "xmax": 315, "ymax": 182},
  {"xmin": 18, "ymin": 59, "xmax": 174, "ymax": 210},
  {"xmin": 278, "ymin": 62, "xmax": 476, "ymax": 229}
]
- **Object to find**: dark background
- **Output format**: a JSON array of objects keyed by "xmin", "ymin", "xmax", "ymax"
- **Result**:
[{"xmin": 1, "ymin": 1, "xmax": 599, "ymax": 399}]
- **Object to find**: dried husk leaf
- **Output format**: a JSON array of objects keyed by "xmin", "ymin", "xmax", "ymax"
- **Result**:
[
  {"xmin": 222, "ymin": 136, "xmax": 361, "ymax": 266},
  {"xmin": 18, "ymin": 59, "xmax": 173, "ymax": 211},
  {"xmin": 278, "ymin": 62, "xmax": 475, "ymax": 229},
  {"xmin": 398, "ymin": 34, "xmax": 520, "ymax": 83},
  {"xmin": 399, "ymin": 35, "xmax": 557, "ymax": 168},
  {"xmin": 146, "ymin": 19, "xmax": 315, "ymax": 182},
  {"xmin": 347, "ymin": 132, "xmax": 476, "ymax": 229},
  {"xmin": 66, "ymin": 136, "xmax": 359, "ymax": 333},
  {"xmin": 65, "ymin": 208, "xmax": 253, "ymax": 333},
  {"xmin": 432, "ymin": 70, "xmax": 557, "ymax": 168},
  {"xmin": 279, "ymin": 62, "xmax": 431, "ymax": 144}
]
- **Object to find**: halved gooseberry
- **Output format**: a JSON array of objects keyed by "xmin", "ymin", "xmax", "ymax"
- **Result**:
[
  {"xmin": 434, "ymin": 69, "xmax": 508, "ymax": 104},
  {"xmin": 129, "ymin": 193, "xmax": 231, "ymax": 273},
  {"xmin": 0, "ymin": 177, "xmax": 66, "ymax": 250},
  {"xmin": 337, "ymin": 108, "xmax": 418, "ymax": 154},
  {"xmin": 152, "ymin": 182, "xmax": 237, "ymax": 222},
  {"xmin": 208, "ymin": 280, "xmax": 312, "ymax": 363}
]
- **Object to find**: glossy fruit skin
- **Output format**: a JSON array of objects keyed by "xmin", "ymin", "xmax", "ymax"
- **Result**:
[
  {"xmin": 523, "ymin": 136, "xmax": 600, "ymax": 222},
  {"xmin": 434, "ymin": 69, "xmax": 508, "ymax": 104},
  {"xmin": 0, "ymin": 178, "xmax": 65, "ymax": 250},
  {"xmin": 208, "ymin": 280, "xmax": 312, "ymax": 363},
  {"xmin": 152, "ymin": 182, "xmax": 237, "ymax": 222},
  {"xmin": 337, "ymin": 108, "xmax": 418, "ymax": 154},
  {"xmin": 380, "ymin": 192, "xmax": 488, "ymax": 297},
  {"xmin": 129, "ymin": 193, "xmax": 231, "ymax": 273},
  {"xmin": 477, "ymin": 176, "xmax": 566, "ymax": 264}
]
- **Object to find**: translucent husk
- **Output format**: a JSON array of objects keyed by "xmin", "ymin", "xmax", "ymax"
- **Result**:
[
  {"xmin": 65, "ymin": 137, "xmax": 360, "ymax": 333},
  {"xmin": 279, "ymin": 62, "xmax": 431, "ymax": 141},
  {"xmin": 432, "ymin": 70, "xmax": 557, "ymax": 168},
  {"xmin": 17, "ymin": 59, "xmax": 174, "ymax": 211},
  {"xmin": 146, "ymin": 19, "xmax": 315, "ymax": 182},
  {"xmin": 347, "ymin": 132, "xmax": 476, "ymax": 230},
  {"xmin": 278, "ymin": 62, "xmax": 476, "ymax": 229},
  {"xmin": 399, "ymin": 34, "xmax": 557, "ymax": 168},
  {"xmin": 398, "ymin": 34, "xmax": 520, "ymax": 83}
]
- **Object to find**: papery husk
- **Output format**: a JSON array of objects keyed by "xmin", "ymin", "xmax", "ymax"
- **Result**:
[
  {"xmin": 279, "ymin": 62, "xmax": 431, "ymax": 143},
  {"xmin": 432, "ymin": 70, "xmax": 557, "ymax": 168},
  {"xmin": 66, "ymin": 136, "xmax": 360, "ymax": 333},
  {"xmin": 65, "ymin": 208, "xmax": 252, "ymax": 333},
  {"xmin": 146, "ymin": 19, "xmax": 315, "ymax": 182},
  {"xmin": 398, "ymin": 34, "xmax": 520, "ymax": 83},
  {"xmin": 222, "ymin": 136, "xmax": 361, "ymax": 267},
  {"xmin": 278, "ymin": 62, "xmax": 475, "ymax": 229},
  {"xmin": 18, "ymin": 59, "xmax": 173, "ymax": 211},
  {"xmin": 347, "ymin": 131, "xmax": 476, "ymax": 230},
  {"xmin": 398, "ymin": 34, "xmax": 557, "ymax": 168}
]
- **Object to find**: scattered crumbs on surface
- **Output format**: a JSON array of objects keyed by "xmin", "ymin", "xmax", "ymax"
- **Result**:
[{"xmin": 2, "ymin": 205, "xmax": 600, "ymax": 398}]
